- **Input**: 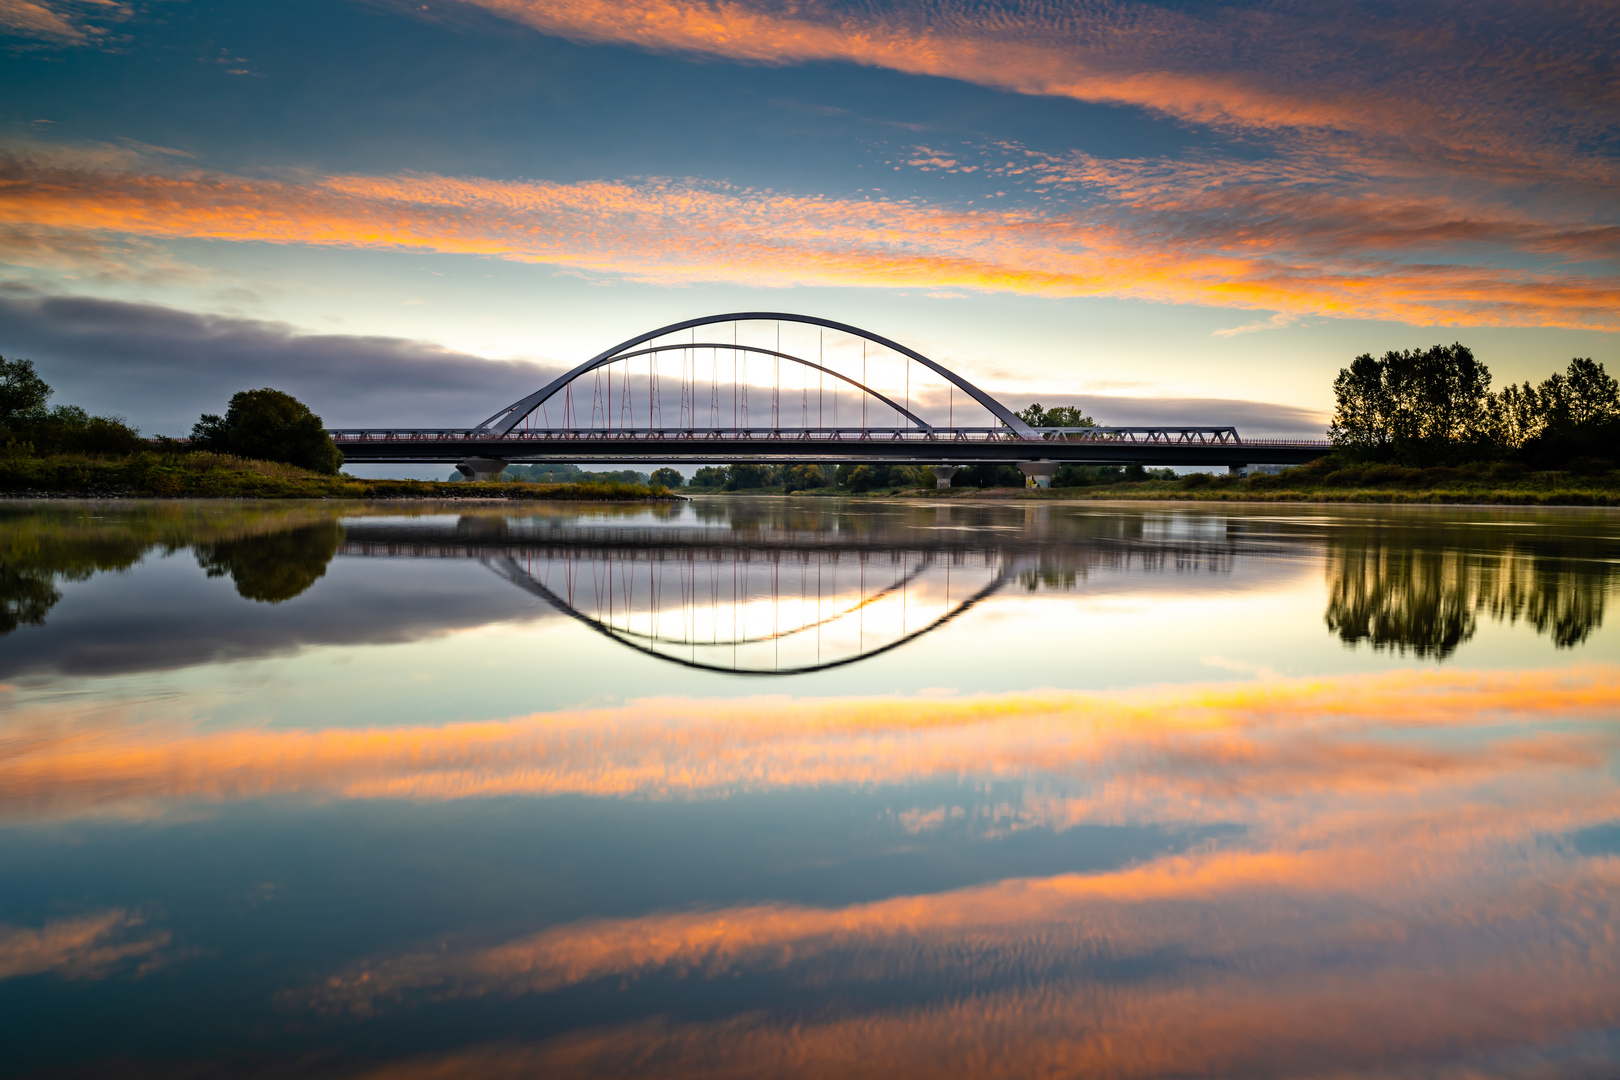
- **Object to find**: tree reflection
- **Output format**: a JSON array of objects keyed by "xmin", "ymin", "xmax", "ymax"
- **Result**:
[
  {"xmin": 1325, "ymin": 524, "xmax": 1614, "ymax": 658},
  {"xmin": 0, "ymin": 563, "xmax": 59, "ymax": 633},
  {"xmin": 195, "ymin": 521, "xmax": 343, "ymax": 603},
  {"xmin": 0, "ymin": 503, "xmax": 351, "ymax": 634}
]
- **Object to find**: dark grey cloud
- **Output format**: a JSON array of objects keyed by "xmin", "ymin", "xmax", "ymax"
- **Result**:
[{"xmin": 0, "ymin": 288, "xmax": 562, "ymax": 436}]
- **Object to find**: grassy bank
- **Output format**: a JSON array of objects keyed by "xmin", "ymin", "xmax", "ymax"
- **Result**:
[
  {"xmin": 0, "ymin": 452, "xmax": 680, "ymax": 501},
  {"xmin": 705, "ymin": 459, "xmax": 1620, "ymax": 505}
]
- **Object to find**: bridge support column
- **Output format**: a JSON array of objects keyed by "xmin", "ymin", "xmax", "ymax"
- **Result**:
[
  {"xmin": 456, "ymin": 457, "xmax": 509, "ymax": 482},
  {"xmin": 1018, "ymin": 461, "xmax": 1056, "ymax": 488},
  {"xmin": 929, "ymin": 465, "xmax": 960, "ymax": 489},
  {"xmin": 1229, "ymin": 464, "xmax": 1248, "ymax": 477}
]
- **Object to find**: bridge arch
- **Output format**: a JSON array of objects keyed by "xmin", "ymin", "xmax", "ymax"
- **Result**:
[
  {"xmin": 475, "ymin": 311, "xmax": 1037, "ymax": 437},
  {"xmin": 582, "ymin": 342, "xmax": 933, "ymax": 432}
]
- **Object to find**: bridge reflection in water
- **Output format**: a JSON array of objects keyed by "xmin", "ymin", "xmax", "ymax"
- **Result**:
[
  {"xmin": 487, "ymin": 548, "xmax": 1003, "ymax": 675},
  {"xmin": 337, "ymin": 510, "xmax": 1237, "ymax": 674}
]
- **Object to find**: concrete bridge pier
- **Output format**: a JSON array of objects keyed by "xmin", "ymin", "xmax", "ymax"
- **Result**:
[
  {"xmin": 456, "ymin": 457, "xmax": 509, "ymax": 482},
  {"xmin": 1018, "ymin": 461, "xmax": 1056, "ymax": 488},
  {"xmin": 929, "ymin": 465, "xmax": 961, "ymax": 489}
]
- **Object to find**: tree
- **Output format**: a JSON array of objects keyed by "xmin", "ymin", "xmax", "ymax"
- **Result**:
[
  {"xmin": 0, "ymin": 356, "xmax": 51, "ymax": 423},
  {"xmin": 723, "ymin": 463, "xmax": 766, "ymax": 490},
  {"xmin": 690, "ymin": 466, "xmax": 727, "ymax": 488},
  {"xmin": 1016, "ymin": 402, "xmax": 1095, "ymax": 430},
  {"xmin": 650, "ymin": 467, "xmax": 685, "ymax": 489},
  {"xmin": 191, "ymin": 388, "xmax": 343, "ymax": 474},
  {"xmin": 1329, "ymin": 344, "xmax": 1492, "ymax": 460},
  {"xmin": 781, "ymin": 464, "xmax": 827, "ymax": 493},
  {"xmin": 1, "ymin": 355, "xmax": 142, "ymax": 454},
  {"xmin": 1496, "ymin": 357, "xmax": 1620, "ymax": 463},
  {"xmin": 845, "ymin": 464, "xmax": 880, "ymax": 492},
  {"xmin": 1561, "ymin": 357, "xmax": 1620, "ymax": 428}
]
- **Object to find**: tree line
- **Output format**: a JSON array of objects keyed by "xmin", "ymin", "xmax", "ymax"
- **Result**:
[
  {"xmin": 1, "ymin": 356, "xmax": 144, "ymax": 456},
  {"xmin": 1, "ymin": 357, "xmax": 347, "ymax": 474},
  {"xmin": 1330, "ymin": 346, "xmax": 1618, "ymax": 465}
]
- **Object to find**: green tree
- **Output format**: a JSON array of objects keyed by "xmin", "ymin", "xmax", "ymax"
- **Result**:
[
  {"xmin": 845, "ymin": 464, "xmax": 881, "ymax": 492},
  {"xmin": 650, "ymin": 467, "xmax": 685, "ymax": 488},
  {"xmin": 1016, "ymin": 402, "xmax": 1096, "ymax": 430},
  {"xmin": 1560, "ymin": 357, "xmax": 1620, "ymax": 428},
  {"xmin": 191, "ymin": 388, "xmax": 343, "ymax": 474},
  {"xmin": 0, "ymin": 355, "xmax": 142, "ymax": 455},
  {"xmin": 690, "ymin": 465, "xmax": 727, "ymax": 488},
  {"xmin": 781, "ymin": 464, "xmax": 827, "ymax": 493},
  {"xmin": 0, "ymin": 356, "xmax": 52, "ymax": 423},
  {"xmin": 1496, "ymin": 357, "xmax": 1620, "ymax": 463},
  {"xmin": 1329, "ymin": 344, "xmax": 1492, "ymax": 460},
  {"xmin": 723, "ymin": 463, "xmax": 766, "ymax": 490}
]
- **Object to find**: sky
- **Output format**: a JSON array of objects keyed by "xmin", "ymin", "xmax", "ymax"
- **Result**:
[{"xmin": 0, "ymin": 0, "xmax": 1616, "ymax": 442}]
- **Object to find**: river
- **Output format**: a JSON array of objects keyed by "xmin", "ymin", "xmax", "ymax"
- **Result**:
[{"xmin": 3, "ymin": 498, "xmax": 1618, "ymax": 1077}]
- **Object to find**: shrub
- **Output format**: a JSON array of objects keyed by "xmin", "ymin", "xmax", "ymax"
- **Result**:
[{"xmin": 1362, "ymin": 464, "xmax": 1417, "ymax": 484}]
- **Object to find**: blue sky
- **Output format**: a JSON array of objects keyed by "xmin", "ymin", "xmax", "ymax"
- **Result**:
[{"xmin": 1, "ymin": 0, "xmax": 1616, "ymax": 438}]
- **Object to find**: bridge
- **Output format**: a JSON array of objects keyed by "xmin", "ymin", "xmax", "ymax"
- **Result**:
[{"xmin": 329, "ymin": 313, "xmax": 1329, "ymax": 485}]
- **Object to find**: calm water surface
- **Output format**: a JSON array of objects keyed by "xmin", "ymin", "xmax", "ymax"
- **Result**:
[{"xmin": 3, "ymin": 498, "xmax": 1619, "ymax": 1078}]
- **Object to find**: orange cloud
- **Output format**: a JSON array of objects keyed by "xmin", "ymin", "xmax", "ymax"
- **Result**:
[
  {"xmin": 1, "ymin": 146, "xmax": 1616, "ymax": 328},
  {"xmin": 305, "ymin": 844, "xmax": 1620, "ymax": 1076},
  {"xmin": 340, "ymin": 946, "xmax": 1620, "ymax": 1079},
  {"xmin": 0, "ymin": 0, "xmax": 96, "ymax": 44},
  {"xmin": 6, "ymin": 665, "xmax": 1617, "ymax": 822},
  {"xmin": 0, "ymin": 910, "xmax": 169, "ymax": 980}
]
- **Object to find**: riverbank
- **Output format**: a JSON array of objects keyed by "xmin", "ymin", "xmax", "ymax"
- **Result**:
[
  {"xmin": 697, "ymin": 461, "xmax": 1620, "ymax": 505},
  {"xmin": 0, "ymin": 453, "xmax": 681, "ymax": 501}
]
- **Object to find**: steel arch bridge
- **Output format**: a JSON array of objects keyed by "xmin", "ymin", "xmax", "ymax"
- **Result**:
[{"xmin": 329, "ymin": 312, "xmax": 1329, "ymax": 479}]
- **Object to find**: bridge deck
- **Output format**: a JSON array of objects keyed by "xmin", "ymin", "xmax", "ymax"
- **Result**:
[{"xmin": 330, "ymin": 426, "xmax": 1331, "ymax": 467}]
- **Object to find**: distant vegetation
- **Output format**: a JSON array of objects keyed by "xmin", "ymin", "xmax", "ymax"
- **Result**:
[{"xmin": 477, "ymin": 463, "xmax": 658, "ymax": 486}]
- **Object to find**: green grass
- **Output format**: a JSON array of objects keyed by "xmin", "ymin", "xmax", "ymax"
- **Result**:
[{"xmin": 0, "ymin": 451, "xmax": 680, "ymax": 501}]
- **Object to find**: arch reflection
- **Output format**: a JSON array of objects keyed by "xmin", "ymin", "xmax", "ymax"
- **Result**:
[{"xmin": 484, "ymin": 546, "xmax": 1008, "ymax": 675}]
